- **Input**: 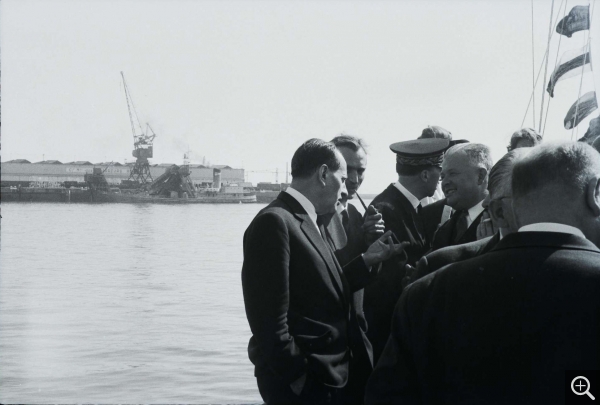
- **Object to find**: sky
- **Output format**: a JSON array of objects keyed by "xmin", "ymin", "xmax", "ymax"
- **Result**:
[{"xmin": 2, "ymin": 0, "xmax": 599, "ymax": 193}]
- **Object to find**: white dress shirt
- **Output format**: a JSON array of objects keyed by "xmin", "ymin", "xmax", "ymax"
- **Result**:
[
  {"xmin": 466, "ymin": 200, "xmax": 485, "ymax": 228},
  {"xmin": 393, "ymin": 181, "xmax": 420, "ymax": 211},
  {"xmin": 285, "ymin": 187, "xmax": 319, "ymax": 232},
  {"xmin": 518, "ymin": 222, "xmax": 586, "ymax": 239}
]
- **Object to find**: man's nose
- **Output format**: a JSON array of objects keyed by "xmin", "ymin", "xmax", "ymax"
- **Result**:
[
  {"xmin": 340, "ymin": 182, "xmax": 348, "ymax": 196},
  {"xmin": 482, "ymin": 194, "xmax": 491, "ymax": 209},
  {"xmin": 347, "ymin": 170, "xmax": 359, "ymax": 184}
]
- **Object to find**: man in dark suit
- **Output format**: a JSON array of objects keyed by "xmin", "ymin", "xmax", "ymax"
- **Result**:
[
  {"xmin": 314, "ymin": 134, "xmax": 383, "ymax": 404},
  {"xmin": 323, "ymin": 135, "xmax": 384, "ymax": 265},
  {"xmin": 424, "ymin": 143, "xmax": 493, "ymax": 251},
  {"xmin": 242, "ymin": 138, "xmax": 406, "ymax": 405},
  {"xmin": 365, "ymin": 141, "xmax": 600, "ymax": 404},
  {"xmin": 363, "ymin": 138, "xmax": 449, "ymax": 364},
  {"xmin": 406, "ymin": 148, "xmax": 531, "ymax": 284}
]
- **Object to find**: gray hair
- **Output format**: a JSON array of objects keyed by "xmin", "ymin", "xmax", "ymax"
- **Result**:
[
  {"xmin": 508, "ymin": 128, "xmax": 542, "ymax": 151},
  {"xmin": 418, "ymin": 125, "xmax": 453, "ymax": 140},
  {"xmin": 445, "ymin": 143, "xmax": 493, "ymax": 172},
  {"xmin": 330, "ymin": 134, "xmax": 368, "ymax": 153},
  {"xmin": 592, "ymin": 136, "xmax": 600, "ymax": 154},
  {"xmin": 488, "ymin": 149, "xmax": 530, "ymax": 198},
  {"xmin": 512, "ymin": 142, "xmax": 600, "ymax": 199}
]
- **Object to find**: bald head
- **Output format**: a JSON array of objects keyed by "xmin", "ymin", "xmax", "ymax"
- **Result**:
[{"xmin": 512, "ymin": 142, "xmax": 600, "ymax": 245}]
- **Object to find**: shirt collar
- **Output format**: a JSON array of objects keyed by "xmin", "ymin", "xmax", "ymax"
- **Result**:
[
  {"xmin": 467, "ymin": 200, "xmax": 485, "ymax": 222},
  {"xmin": 285, "ymin": 187, "xmax": 319, "ymax": 230},
  {"xmin": 518, "ymin": 223, "xmax": 586, "ymax": 239},
  {"xmin": 393, "ymin": 181, "xmax": 420, "ymax": 211}
]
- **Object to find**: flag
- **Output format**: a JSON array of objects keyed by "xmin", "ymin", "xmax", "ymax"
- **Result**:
[
  {"xmin": 547, "ymin": 45, "xmax": 592, "ymax": 97},
  {"xmin": 556, "ymin": 5, "xmax": 590, "ymax": 38},
  {"xmin": 578, "ymin": 116, "xmax": 600, "ymax": 143},
  {"xmin": 564, "ymin": 91, "xmax": 597, "ymax": 129}
]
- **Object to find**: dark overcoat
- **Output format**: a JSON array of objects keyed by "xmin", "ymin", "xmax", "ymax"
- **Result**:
[{"xmin": 366, "ymin": 231, "xmax": 600, "ymax": 405}]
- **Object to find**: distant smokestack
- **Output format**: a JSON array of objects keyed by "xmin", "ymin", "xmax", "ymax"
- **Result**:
[{"xmin": 213, "ymin": 168, "xmax": 222, "ymax": 189}]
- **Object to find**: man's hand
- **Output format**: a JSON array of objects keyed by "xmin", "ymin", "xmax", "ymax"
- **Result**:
[
  {"xmin": 476, "ymin": 210, "xmax": 496, "ymax": 240},
  {"xmin": 290, "ymin": 373, "xmax": 307, "ymax": 396},
  {"xmin": 362, "ymin": 230, "xmax": 410, "ymax": 268},
  {"xmin": 402, "ymin": 263, "xmax": 416, "ymax": 288},
  {"xmin": 363, "ymin": 205, "xmax": 385, "ymax": 245},
  {"xmin": 402, "ymin": 256, "xmax": 430, "ymax": 287}
]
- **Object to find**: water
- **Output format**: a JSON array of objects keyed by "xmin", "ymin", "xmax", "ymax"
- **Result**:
[
  {"xmin": 0, "ymin": 199, "xmax": 369, "ymax": 403},
  {"xmin": 0, "ymin": 202, "xmax": 268, "ymax": 404}
]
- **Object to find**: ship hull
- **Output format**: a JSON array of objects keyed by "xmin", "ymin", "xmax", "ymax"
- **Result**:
[
  {"xmin": 1, "ymin": 187, "xmax": 92, "ymax": 203},
  {"xmin": 1, "ymin": 187, "xmax": 257, "ymax": 204},
  {"xmin": 255, "ymin": 190, "xmax": 279, "ymax": 203},
  {"xmin": 93, "ymin": 191, "xmax": 257, "ymax": 204}
]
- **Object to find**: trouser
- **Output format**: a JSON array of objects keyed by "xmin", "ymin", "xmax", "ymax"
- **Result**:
[{"xmin": 256, "ymin": 369, "xmax": 342, "ymax": 405}]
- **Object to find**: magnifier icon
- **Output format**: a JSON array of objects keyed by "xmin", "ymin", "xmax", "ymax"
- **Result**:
[{"xmin": 572, "ymin": 376, "xmax": 595, "ymax": 400}]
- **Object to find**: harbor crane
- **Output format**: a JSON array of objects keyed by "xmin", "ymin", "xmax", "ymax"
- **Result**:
[
  {"xmin": 245, "ymin": 163, "xmax": 290, "ymax": 184},
  {"xmin": 121, "ymin": 71, "xmax": 155, "ymax": 185},
  {"xmin": 245, "ymin": 168, "xmax": 279, "ymax": 183}
]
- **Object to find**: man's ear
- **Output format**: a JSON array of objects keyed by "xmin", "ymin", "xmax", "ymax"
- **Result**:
[
  {"xmin": 488, "ymin": 199, "xmax": 509, "ymax": 229},
  {"xmin": 476, "ymin": 168, "xmax": 488, "ymax": 185},
  {"xmin": 420, "ymin": 169, "xmax": 429, "ymax": 183},
  {"xmin": 585, "ymin": 175, "xmax": 600, "ymax": 216},
  {"xmin": 318, "ymin": 164, "xmax": 329, "ymax": 186}
]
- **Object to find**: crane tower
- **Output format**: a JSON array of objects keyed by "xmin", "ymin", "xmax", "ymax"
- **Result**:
[{"xmin": 121, "ymin": 72, "xmax": 156, "ymax": 185}]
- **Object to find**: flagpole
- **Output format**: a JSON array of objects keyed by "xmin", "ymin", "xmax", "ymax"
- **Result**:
[
  {"xmin": 521, "ymin": 0, "xmax": 566, "ymax": 130},
  {"xmin": 521, "ymin": 49, "xmax": 550, "ymax": 128},
  {"xmin": 542, "ymin": 0, "xmax": 569, "ymax": 134},
  {"xmin": 539, "ymin": 0, "xmax": 556, "ymax": 135},
  {"xmin": 572, "ymin": 40, "xmax": 591, "ymax": 139},
  {"xmin": 532, "ymin": 0, "xmax": 537, "ymax": 128}
]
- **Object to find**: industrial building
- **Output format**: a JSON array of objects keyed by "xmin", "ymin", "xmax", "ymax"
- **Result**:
[{"xmin": 0, "ymin": 160, "xmax": 248, "ymax": 188}]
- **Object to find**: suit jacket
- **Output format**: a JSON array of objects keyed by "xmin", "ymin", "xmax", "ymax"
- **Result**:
[
  {"xmin": 363, "ymin": 184, "xmax": 420, "ymax": 363},
  {"xmin": 411, "ymin": 232, "xmax": 501, "ymax": 283},
  {"xmin": 366, "ymin": 232, "xmax": 600, "ymax": 405},
  {"xmin": 242, "ymin": 192, "xmax": 375, "ymax": 389},
  {"xmin": 328, "ymin": 203, "xmax": 369, "ymax": 268},
  {"xmin": 420, "ymin": 198, "xmax": 448, "ymax": 246},
  {"xmin": 369, "ymin": 184, "xmax": 428, "ymax": 265},
  {"xmin": 321, "ymin": 201, "xmax": 372, "ymax": 404},
  {"xmin": 429, "ymin": 207, "xmax": 485, "ymax": 252},
  {"xmin": 321, "ymin": 202, "xmax": 369, "ymax": 333}
]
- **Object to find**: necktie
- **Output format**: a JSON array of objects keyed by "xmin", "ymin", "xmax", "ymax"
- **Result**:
[
  {"xmin": 341, "ymin": 209, "xmax": 349, "ymax": 232},
  {"xmin": 316, "ymin": 215, "xmax": 336, "ymax": 251},
  {"xmin": 452, "ymin": 210, "xmax": 469, "ymax": 243},
  {"xmin": 416, "ymin": 203, "xmax": 423, "ymax": 216}
]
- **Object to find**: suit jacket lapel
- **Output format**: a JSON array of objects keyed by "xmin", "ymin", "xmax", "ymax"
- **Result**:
[
  {"xmin": 388, "ymin": 185, "xmax": 426, "ymax": 246},
  {"xmin": 458, "ymin": 210, "xmax": 485, "ymax": 244},
  {"xmin": 432, "ymin": 213, "xmax": 457, "ymax": 250},
  {"xmin": 328, "ymin": 208, "xmax": 349, "ymax": 250},
  {"xmin": 277, "ymin": 192, "xmax": 349, "ymax": 305}
]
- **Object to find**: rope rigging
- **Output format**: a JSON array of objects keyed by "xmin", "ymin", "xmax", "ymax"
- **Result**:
[{"xmin": 539, "ymin": 0, "xmax": 556, "ymax": 134}]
